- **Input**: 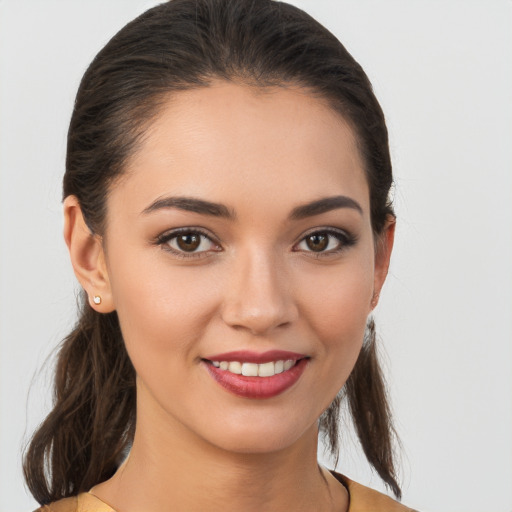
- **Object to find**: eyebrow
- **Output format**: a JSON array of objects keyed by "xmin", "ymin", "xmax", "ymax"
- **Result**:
[
  {"xmin": 289, "ymin": 195, "xmax": 363, "ymax": 219},
  {"xmin": 141, "ymin": 194, "xmax": 362, "ymax": 220},
  {"xmin": 142, "ymin": 196, "xmax": 236, "ymax": 219}
]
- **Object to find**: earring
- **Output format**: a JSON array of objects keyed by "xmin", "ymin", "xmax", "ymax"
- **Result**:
[{"xmin": 93, "ymin": 295, "xmax": 102, "ymax": 305}]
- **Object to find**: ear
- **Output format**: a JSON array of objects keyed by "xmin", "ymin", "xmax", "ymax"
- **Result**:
[
  {"xmin": 371, "ymin": 216, "xmax": 396, "ymax": 310},
  {"xmin": 63, "ymin": 195, "xmax": 115, "ymax": 313}
]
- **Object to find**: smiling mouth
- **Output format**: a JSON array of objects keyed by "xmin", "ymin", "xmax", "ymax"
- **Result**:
[
  {"xmin": 207, "ymin": 359, "xmax": 299, "ymax": 377},
  {"xmin": 202, "ymin": 355, "xmax": 309, "ymax": 399}
]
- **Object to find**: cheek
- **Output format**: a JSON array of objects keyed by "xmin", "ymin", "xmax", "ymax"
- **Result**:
[
  {"xmin": 107, "ymin": 248, "xmax": 222, "ymax": 363},
  {"xmin": 301, "ymin": 255, "xmax": 374, "ymax": 340},
  {"xmin": 296, "ymin": 253, "xmax": 375, "ymax": 391}
]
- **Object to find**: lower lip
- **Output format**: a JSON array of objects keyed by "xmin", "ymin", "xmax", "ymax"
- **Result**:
[{"xmin": 203, "ymin": 359, "xmax": 308, "ymax": 399}]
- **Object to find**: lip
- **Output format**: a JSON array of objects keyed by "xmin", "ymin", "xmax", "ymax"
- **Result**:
[
  {"xmin": 203, "ymin": 356, "xmax": 309, "ymax": 399},
  {"xmin": 204, "ymin": 350, "xmax": 306, "ymax": 364}
]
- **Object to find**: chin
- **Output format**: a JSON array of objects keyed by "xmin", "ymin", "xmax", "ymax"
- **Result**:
[
  {"xmin": 209, "ymin": 433, "xmax": 306, "ymax": 456},
  {"xmin": 196, "ymin": 411, "xmax": 319, "ymax": 456}
]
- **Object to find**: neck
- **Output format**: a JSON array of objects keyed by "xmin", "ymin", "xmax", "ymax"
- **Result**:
[{"xmin": 90, "ymin": 390, "xmax": 348, "ymax": 512}]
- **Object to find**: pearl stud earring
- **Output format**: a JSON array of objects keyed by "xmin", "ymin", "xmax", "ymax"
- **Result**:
[{"xmin": 93, "ymin": 295, "xmax": 102, "ymax": 305}]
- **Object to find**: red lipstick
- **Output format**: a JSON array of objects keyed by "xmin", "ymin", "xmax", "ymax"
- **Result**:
[
  {"xmin": 202, "ymin": 350, "xmax": 308, "ymax": 399},
  {"xmin": 205, "ymin": 350, "xmax": 305, "ymax": 364}
]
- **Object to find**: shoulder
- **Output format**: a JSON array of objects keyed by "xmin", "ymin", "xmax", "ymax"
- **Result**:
[
  {"xmin": 33, "ymin": 496, "xmax": 77, "ymax": 512},
  {"xmin": 333, "ymin": 473, "xmax": 419, "ymax": 512},
  {"xmin": 33, "ymin": 492, "xmax": 115, "ymax": 512}
]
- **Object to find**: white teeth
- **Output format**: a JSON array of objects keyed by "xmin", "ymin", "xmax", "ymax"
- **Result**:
[
  {"xmin": 241, "ymin": 362, "xmax": 259, "ymax": 376},
  {"xmin": 258, "ymin": 362, "xmax": 275, "ymax": 377},
  {"xmin": 228, "ymin": 361, "xmax": 242, "ymax": 374},
  {"xmin": 211, "ymin": 359, "xmax": 299, "ymax": 377}
]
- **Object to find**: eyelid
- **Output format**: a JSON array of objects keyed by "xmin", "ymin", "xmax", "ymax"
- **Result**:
[
  {"xmin": 293, "ymin": 227, "xmax": 357, "ymax": 255},
  {"xmin": 155, "ymin": 227, "xmax": 222, "ymax": 258},
  {"xmin": 153, "ymin": 226, "xmax": 356, "ymax": 259}
]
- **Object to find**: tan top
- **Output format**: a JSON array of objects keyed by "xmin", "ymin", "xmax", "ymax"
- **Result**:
[{"xmin": 35, "ymin": 474, "xmax": 418, "ymax": 511}]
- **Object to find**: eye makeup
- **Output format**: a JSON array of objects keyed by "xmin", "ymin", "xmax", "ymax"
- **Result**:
[{"xmin": 153, "ymin": 225, "xmax": 358, "ymax": 261}]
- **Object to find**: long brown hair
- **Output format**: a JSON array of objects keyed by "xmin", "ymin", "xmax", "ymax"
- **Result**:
[{"xmin": 24, "ymin": 0, "xmax": 400, "ymax": 504}]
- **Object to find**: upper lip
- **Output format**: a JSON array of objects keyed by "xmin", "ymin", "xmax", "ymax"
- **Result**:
[{"xmin": 204, "ymin": 350, "xmax": 308, "ymax": 364}]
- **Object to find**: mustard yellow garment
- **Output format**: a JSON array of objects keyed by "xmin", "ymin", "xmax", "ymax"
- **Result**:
[{"xmin": 34, "ymin": 474, "xmax": 418, "ymax": 512}]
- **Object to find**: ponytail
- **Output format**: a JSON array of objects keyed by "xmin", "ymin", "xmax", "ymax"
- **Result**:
[
  {"xmin": 320, "ymin": 318, "xmax": 401, "ymax": 499},
  {"xmin": 23, "ymin": 294, "xmax": 135, "ymax": 505}
]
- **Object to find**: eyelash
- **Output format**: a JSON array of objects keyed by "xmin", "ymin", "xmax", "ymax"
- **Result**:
[
  {"xmin": 155, "ymin": 227, "xmax": 221, "ymax": 260},
  {"xmin": 155, "ymin": 227, "xmax": 357, "ymax": 259},
  {"xmin": 294, "ymin": 228, "xmax": 357, "ymax": 258}
]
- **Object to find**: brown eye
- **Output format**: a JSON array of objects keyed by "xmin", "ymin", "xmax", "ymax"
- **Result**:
[
  {"xmin": 176, "ymin": 233, "xmax": 201, "ymax": 252},
  {"xmin": 162, "ymin": 230, "xmax": 218, "ymax": 256},
  {"xmin": 305, "ymin": 233, "xmax": 328, "ymax": 252},
  {"xmin": 295, "ymin": 229, "xmax": 353, "ymax": 255}
]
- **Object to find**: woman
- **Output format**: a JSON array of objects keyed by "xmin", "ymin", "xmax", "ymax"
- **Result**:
[{"xmin": 25, "ymin": 0, "xmax": 416, "ymax": 510}]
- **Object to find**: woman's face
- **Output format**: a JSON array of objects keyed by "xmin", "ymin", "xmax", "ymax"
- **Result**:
[{"xmin": 99, "ymin": 81, "xmax": 392, "ymax": 454}]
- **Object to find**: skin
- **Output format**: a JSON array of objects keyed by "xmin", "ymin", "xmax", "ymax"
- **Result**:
[{"xmin": 64, "ymin": 81, "xmax": 394, "ymax": 512}]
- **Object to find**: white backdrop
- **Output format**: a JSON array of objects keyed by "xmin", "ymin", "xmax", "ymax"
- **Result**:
[{"xmin": 1, "ymin": 1, "xmax": 511, "ymax": 511}]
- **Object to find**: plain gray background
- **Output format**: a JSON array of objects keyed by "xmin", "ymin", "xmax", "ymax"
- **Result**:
[{"xmin": 1, "ymin": 1, "xmax": 511, "ymax": 511}]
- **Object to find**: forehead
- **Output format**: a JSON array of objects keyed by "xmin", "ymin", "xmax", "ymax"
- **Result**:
[{"xmin": 114, "ymin": 81, "xmax": 369, "ymax": 218}]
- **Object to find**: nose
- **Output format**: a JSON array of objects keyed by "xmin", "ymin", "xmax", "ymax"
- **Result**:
[{"xmin": 220, "ymin": 247, "xmax": 298, "ymax": 336}]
